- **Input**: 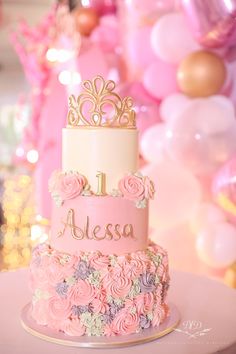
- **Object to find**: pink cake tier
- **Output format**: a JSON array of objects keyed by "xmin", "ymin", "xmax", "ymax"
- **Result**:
[
  {"xmin": 49, "ymin": 169, "xmax": 154, "ymax": 255},
  {"xmin": 29, "ymin": 242, "xmax": 169, "ymax": 337}
]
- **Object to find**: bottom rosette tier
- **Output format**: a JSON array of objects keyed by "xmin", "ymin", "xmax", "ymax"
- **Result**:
[{"xmin": 29, "ymin": 242, "xmax": 170, "ymax": 337}]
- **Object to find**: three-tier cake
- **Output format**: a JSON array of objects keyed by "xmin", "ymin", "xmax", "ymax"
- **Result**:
[{"xmin": 29, "ymin": 76, "xmax": 170, "ymax": 337}]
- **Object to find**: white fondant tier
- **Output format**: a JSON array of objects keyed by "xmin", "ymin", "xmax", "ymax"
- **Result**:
[{"xmin": 62, "ymin": 127, "xmax": 138, "ymax": 193}]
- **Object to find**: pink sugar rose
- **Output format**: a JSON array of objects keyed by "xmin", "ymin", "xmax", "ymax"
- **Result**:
[
  {"xmin": 152, "ymin": 304, "xmax": 166, "ymax": 327},
  {"xmin": 61, "ymin": 318, "xmax": 85, "ymax": 337},
  {"xmin": 47, "ymin": 296, "xmax": 72, "ymax": 321},
  {"xmin": 88, "ymin": 252, "xmax": 110, "ymax": 270},
  {"xmin": 118, "ymin": 174, "xmax": 145, "ymax": 201},
  {"xmin": 59, "ymin": 173, "xmax": 87, "ymax": 200},
  {"xmin": 68, "ymin": 280, "xmax": 97, "ymax": 306},
  {"xmin": 144, "ymin": 176, "xmax": 155, "ymax": 199},
  {"xmin": 111, "ymin": 308, "xmax": 139, "ymax": 335},
  {"xmin": 135, "ymin": 292, "xmax": 154, "ymax": 315},
  {"xmin": 103, "ymin": 271, "xmax": 132, "ymax": 299}
]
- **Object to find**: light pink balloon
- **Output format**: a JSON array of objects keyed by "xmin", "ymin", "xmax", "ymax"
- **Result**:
[
  {"xmin": 140, "ymin": 123, "xmax": 167, "ymax": 163},
  {"xmin": 160, "ymin": 93, "xmax": 190, "ymax": 123},
  {"xmin": 141, "ymin": 161, "xmax": 202, "ymax": 231},
  {"xmin": 151, "ymin": 12, "xmax": 200, "ymax": 63},
  {"xmin": 196, "ymin": 221, "xmax": 236, "ymax": 268},
  {"xmin": 192, "ymin": 202, "xmax": 226, "ymax": 232},
  {"xmin": 166, "ymin": 96, "xmax": 236, "ymax": 175},
  {"xmin": 128, "ymin": 27, "xmax": 157, "ymax": 69},
  {"xmin": 143, "ymin": 60, "xmax": 178, "ymax": 100}
]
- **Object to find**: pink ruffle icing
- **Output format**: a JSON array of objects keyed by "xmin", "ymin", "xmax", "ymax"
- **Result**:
[{"xmin": 29, "ymin": 242, "xmax": 169, "ymax": 337}]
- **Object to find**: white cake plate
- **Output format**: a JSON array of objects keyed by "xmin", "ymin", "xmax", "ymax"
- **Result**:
[{"xmin": 21, "ymin": 303, "xmax": 180, "ymax": 348}]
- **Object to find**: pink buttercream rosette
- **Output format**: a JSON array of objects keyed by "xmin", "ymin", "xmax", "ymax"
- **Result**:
[
  {"xmin": 48, "ymin": 170, "xmax": 89, "ymax": 206},
  {"xmin": 118, "ymin": 173, "xmax": 155, "ymax": 208}
]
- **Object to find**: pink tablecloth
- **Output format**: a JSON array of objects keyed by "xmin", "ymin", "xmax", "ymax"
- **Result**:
[{"xmin": 0, "ymin": 269, "xmax": 236, "ymax": 354}]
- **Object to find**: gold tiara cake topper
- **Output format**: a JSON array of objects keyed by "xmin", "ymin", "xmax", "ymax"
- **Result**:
[{"xmin": 67, "ymin": 75, "xmax": 136, "ymax": 129}]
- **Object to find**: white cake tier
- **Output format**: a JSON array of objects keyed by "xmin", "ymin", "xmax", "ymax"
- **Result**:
[{"xmin": 62, "ymin": 127, "xmax": 138, "ymax": 193}]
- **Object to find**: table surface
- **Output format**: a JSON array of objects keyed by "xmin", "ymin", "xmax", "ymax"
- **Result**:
[{"xmin": 0, "ymin": 268, "xmax": 236, "ymax": 354}]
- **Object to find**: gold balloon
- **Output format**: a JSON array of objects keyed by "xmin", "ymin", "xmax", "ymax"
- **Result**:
[
  {"xmin": 224, "ymin": 262, "xmax": 236, "ymax": 288},
  {"xmin": 177, "ymin": 50, "xmax": 226, "ymax": 97},
  {"xmin": 74, "ymin": 7, "xmax": 99, "ymax": 37}
]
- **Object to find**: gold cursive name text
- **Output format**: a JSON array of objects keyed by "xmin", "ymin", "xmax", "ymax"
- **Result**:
[{"xmin": 57, "ymin": 209, "xmax": 135, "ymax": 241}]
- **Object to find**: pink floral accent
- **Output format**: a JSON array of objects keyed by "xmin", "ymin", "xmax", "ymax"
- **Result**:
[
  {"xmin": 118, "ymin": 175, "xmax": 145, "ymax": 201},
  {"xmin": 49, "ymin": 171, "xmax": 87, "ymax": 203},
  {"xmin": 61, "ymin": 318, "xmax": 86, "ymax": 336},
  {"xmin": 118, "ymin": 173, "xmax": 155, "ymax": 206},
  {"xmin": 111, "ymin": 308, "xmax": 139, "ymax": 335},
  {"xmin": 47, "ymin": 296, "xmax": 72, "ymax": 321},
  {"xmin": 91, "ymin": 297, "xmax": 109, "ymax": 314},
  {"xmin": 68, "ymin": 280, "xmax": 97, "ymax": 306},
  {"xmin": 88, "ymin": 252, "xmax": 110, "ymax": 270},
  {"xmin": 59, "ymin": 173, "xmax": 87, "ymax": 200},
  {"xmin": 135, "ymin": 292, "xmax": 154, "ymax": 315},
  {"xmin": 103, "ymin": 271, "xmax": 132, "ymax": 299},
  {"xmin": 144, "ymin": 177, "xmax": 155, "ymax": 199}
]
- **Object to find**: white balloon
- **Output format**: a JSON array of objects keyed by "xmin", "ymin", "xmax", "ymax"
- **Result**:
[
  {"xmin": 166, "ymin": 97, "xmax": 236, "ymax": 175},
  {"xmin": 196, "ymin": 221, "xmax": 236, "ymax": 268},
  {"xmin": 151, "ymin": 12, "xmax": 200, "ymax": 63},
  {"xmin": 160, "ymin": 93, "xmax": 190, "ymax": 123},
  {"xmin": 140, "ymin": 123, "xmax": 167, "ymax": 163}
]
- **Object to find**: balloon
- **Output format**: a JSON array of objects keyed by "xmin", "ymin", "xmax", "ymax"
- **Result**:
[
  {"xmin": 177, "ymin": 50, "xmax": 226, "ymax": 97},
  {"xmin": 74, "ymin": 7, "xmax": 99, "ymax": 36},
  {"xmin": 143, "ymin": 60, "xmax": 178, "ymax": 100},
  {"xmin": 128, "ymin": 27, "xmax": 157, "ymax": 69},
  {"xmin": 212, "ymin": 157, "xmax": 236, "ymax": 223},
  {"xmin": 141, "ymin": 161, "xmax": 202, "ymax": 232},
  {"xmin": 159, "ymin": 93, "xmax": 190, "ymax": 123},
  {"xmin": 166, "ymin": 96, "xmax": 236, "ymax": 175},
  {"xmin": 140, "ymin": 123, "xmax": 167, "ymax": 163},
  {"xmin": 196, "ymin": 221, "xmax": 236, "ymax": 268},
  {"xmin": 151, "ymin": 12, "xmax": 200, "ymax": 63},
  {"xmin": 191, "ymin": 202, "xmax": 226, "ymax": 233},
  {"xmin": 87, "ymin": 0, "xmax": 116, "ymax": 15},
  {"xmin": 118, "ymin": 82, "xmax": 160, "ymax": 137},
  {"xmin": 181, "ymin": 0, "xmax": 236, "ymax": 48}
]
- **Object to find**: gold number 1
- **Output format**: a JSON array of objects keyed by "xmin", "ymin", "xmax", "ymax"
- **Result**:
[{"xmin": 96, "ymin": 171, "xmax": 106, "ymax": 196}]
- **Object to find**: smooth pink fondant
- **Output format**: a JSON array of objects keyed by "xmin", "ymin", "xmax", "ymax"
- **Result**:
[{"xmin": 50, "ymin": 196, "xmax": 149, "ymax": 255}]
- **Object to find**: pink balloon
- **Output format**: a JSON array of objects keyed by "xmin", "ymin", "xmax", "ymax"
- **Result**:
[
  {"xmin": 160, "ymin": 93, "xmax": 190, "ymax": 123},
  {"xmin": 128, "ymin": 27, "xmax": 157, "ymax": 69},
  {"xmin": 166, "ymin": 96, "xmax": 236, "ymax": 175},
  {"xmin": 151, "ymin": 12, "xmax": 200, "ymax": 63},
  {"xmin": 181, "ymin": 0, "xmax": 236, "ymax": 48},
  {"xmin": 196, "ymin": 221, "xmax": 236, "ymax": 268},
  {"xmin": 141, "ymin": 161, "xmax": 202, "ymax": 232},
  {"xmin": 140, "ymin": 123, "xmax": 167, "ymax": 163},
  {"xmin": 212, "ymin": 156, "xmax": 236, "ymax": 223},
  {"xmin": 143, "ymin": 60, "xmax": 178, "ymax": 100}
]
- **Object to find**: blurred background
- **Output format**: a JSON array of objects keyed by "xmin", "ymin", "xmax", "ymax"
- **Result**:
[{"xmin": 0, "ymin": 0, "xmax": 236, "ymax": 288}]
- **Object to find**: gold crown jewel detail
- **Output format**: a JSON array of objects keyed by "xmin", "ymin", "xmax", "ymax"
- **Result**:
[{"xmin": 67, "ymin": 76, "xmax": 136, "ymax": 128}]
